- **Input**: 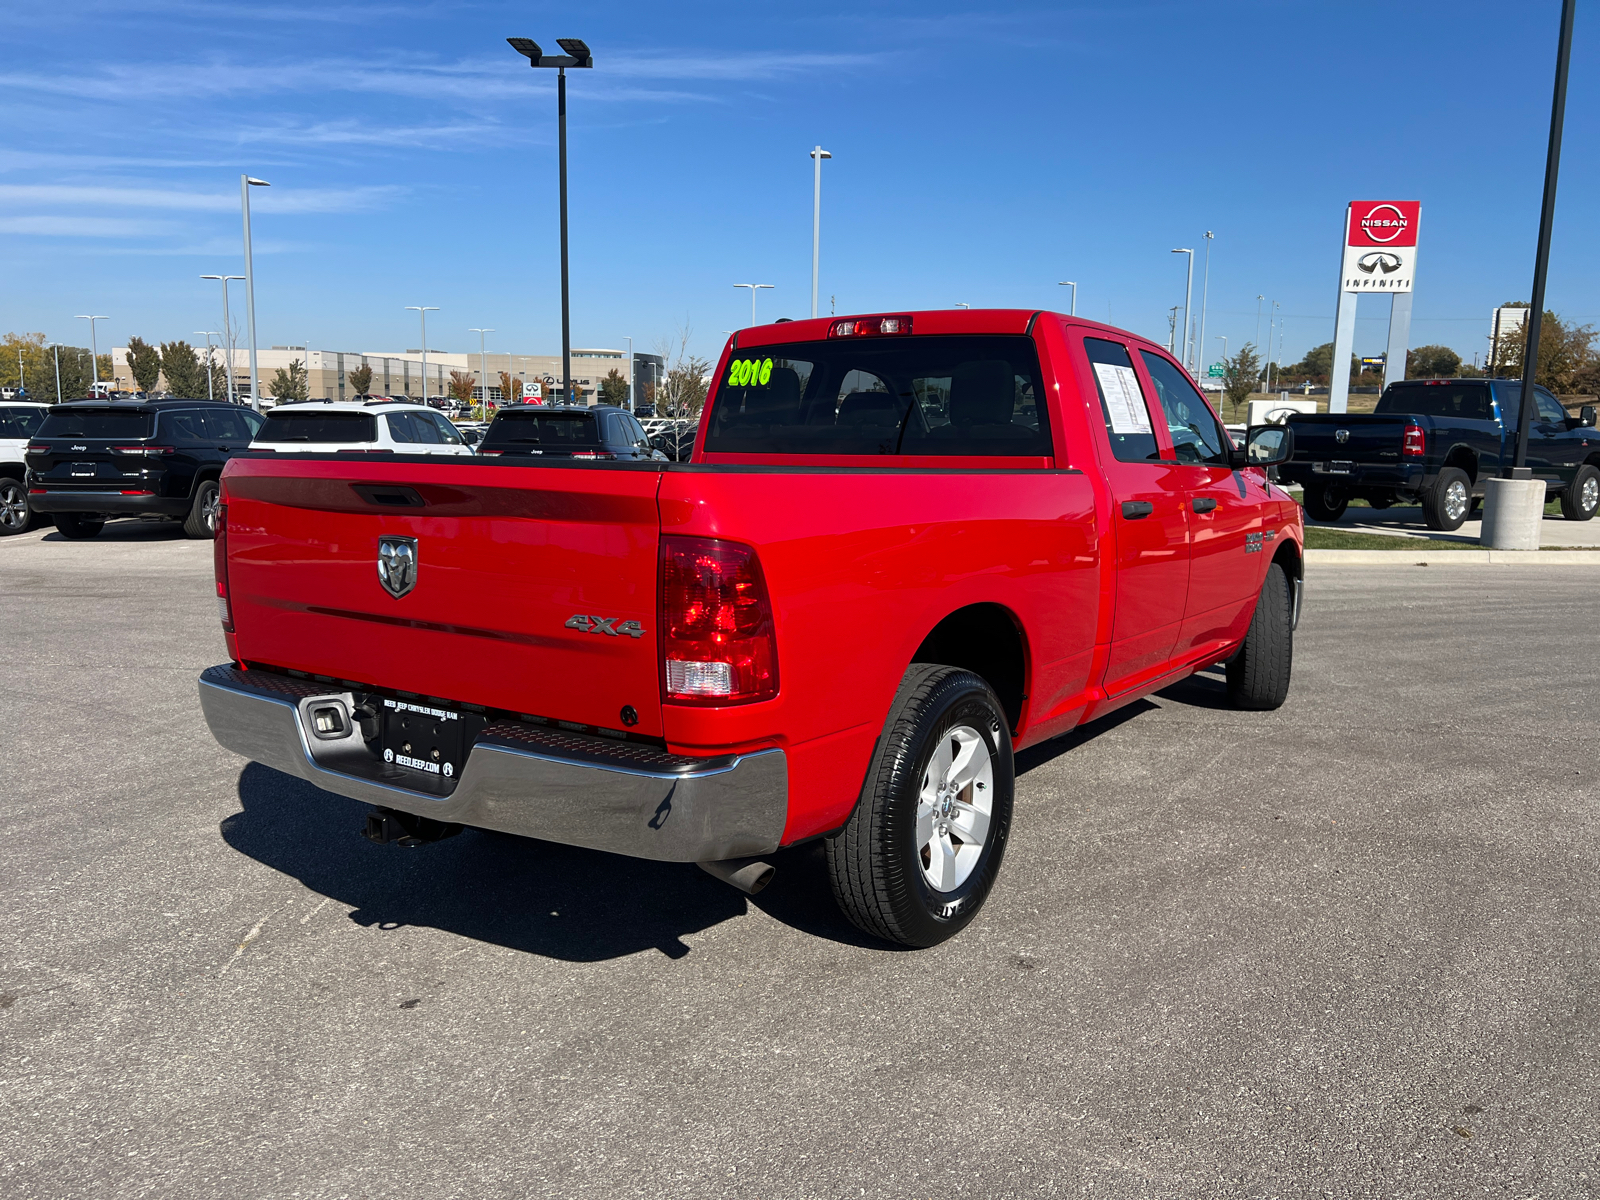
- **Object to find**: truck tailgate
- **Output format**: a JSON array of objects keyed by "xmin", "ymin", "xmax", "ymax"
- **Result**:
[
  {"xmin": 1285, "ymin": 414, "xmax": 1407, "ymax": 461},
  {"xmin": 221, "ymin": 456, "xmax": 666, "ymax": 737}
]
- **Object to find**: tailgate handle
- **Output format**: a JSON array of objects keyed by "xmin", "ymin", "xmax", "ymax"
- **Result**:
[
  {"xmin": 1191, "ymin": 497, "xmax": 1218, "ymax": 513},
  {"xmin": 1120, "ymin": 501, "xmax": 1154, "ymax": 520},
  {"xmin": 352, "ymin": 484, "xmax": 427, "ymax": 508}
]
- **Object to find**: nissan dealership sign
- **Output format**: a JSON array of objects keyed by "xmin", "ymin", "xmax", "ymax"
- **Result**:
[{"xmin": 1339, "ymin": 200, "xmax": 1421, "ymax": 293}]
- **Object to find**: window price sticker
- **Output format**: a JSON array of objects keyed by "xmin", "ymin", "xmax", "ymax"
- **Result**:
[{"xmin": 1093, "ymin": 362, "xmax": 1151, "ymax": 435}]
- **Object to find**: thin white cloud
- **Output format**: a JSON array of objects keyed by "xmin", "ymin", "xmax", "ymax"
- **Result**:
[
  {"xmin": 0, "ymin": 215, "xmax": 175, "ymax": 237},
  {"xmin": 234, "ymin": 119, "xmax": 502, "ymax": 148},
  {"xmin": 0, "ymin": 183, "xmax": 402, "ymax": 214}
]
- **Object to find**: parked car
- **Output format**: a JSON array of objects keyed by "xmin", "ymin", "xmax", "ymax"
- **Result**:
[
  {"xmin": 476, "ymin": 404, "xmax": 664, "ymax": 461},
  {"xmin": 24, "ymin": 399, "xmax": 264, "ymax": 539},
  {"xmin": 0, "ymin": 400, "xmax": 51, "ymax": 534},
  {"xmin": 197, "ymin": 308, "xmax": 1300, "ymax": 947},
  {"xmin": 1282, "ymin": 378, "xmax": 1600, "ymax": 529},
  {"xmin": 250, "ymin": 400, "xmax": 475, "ymax": 457}
]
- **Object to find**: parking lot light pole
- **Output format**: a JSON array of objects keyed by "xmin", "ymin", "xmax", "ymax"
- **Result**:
[
  {"xmin": 75, "ymin": 315, "xmax": 107, "ymax": 387},
  {"xmin": 1197, "ymin": 232, "xmax": 1214, "ymax": 382},
  {"xmin": 200, "ymin": 276, "xmax": 244, "ymax": 403},
  {"xmin": 1058, "ymin": 281, "xmax": 1077, "ymax": 316},
  {"xmin": 406, "ymin": 307, "xmax": 439, "ymax": 404},
  {"xmin": 196, "ymin": 332, "xmax": 220, "ymax": 401},
  {"xmin": 734, "ymin": 283, "xmax": 774, "ymax": 327},
  {"xmin": 47, "ymin": 342, "xmax": 62, "ymax": 403},
  {"xmin": 625, "ymin": 335, "xmax": 633, "ymax": 411},
  {"xmin": 241, "ymin": 176, "xmax": 269, "ymax": 412},
  {"xmin": 508, "ymin": 37, "xmax": 592, "ymax": 403},
  {"xmin": 469, "ymin": 328, "xmax": 495, "ymax": 417},
  {"xmin": 810, "ymin": 146, "xmax": 831, "ymax": 319},
  {"xmin": 1170, "ymin": 249, "xmax": 1193, "ymax": 372}
]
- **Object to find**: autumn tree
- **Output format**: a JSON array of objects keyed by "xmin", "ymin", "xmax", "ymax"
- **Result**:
[
  {"xmin": 158, "ymin": 341, "xmax": 207, "ymax": 398},
  {"xmin": 448, "ymin": 370, "xmax": 477, "ymax": 405},
  {"xmin": 1491, "ymin": 309, "xmax": 1598, "ymax": 393},
  {"xmin": 127, "ymin": 336, "xmax": 162, "ymax": 394},
  {"xmin": 347, "ymin": 363, "xmax": 374, "ymax": 395},
  {"xmin": 599, "ymin": 367, "xmax": 629, "ymax": 407},
  {"xmin": 498, "ymin": 371, "xmax": 524, "ymax": 404}
]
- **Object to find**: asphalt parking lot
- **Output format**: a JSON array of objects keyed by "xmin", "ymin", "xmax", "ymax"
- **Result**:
[{"xmin": 3, "ymin": 520, "xmax": 1597, "ymax": 1199}]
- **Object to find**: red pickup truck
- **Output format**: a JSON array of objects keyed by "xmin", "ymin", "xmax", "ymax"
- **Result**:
[{"xmin": 199, "ymin": 309, "xmax": 1301, "ymax": 947}]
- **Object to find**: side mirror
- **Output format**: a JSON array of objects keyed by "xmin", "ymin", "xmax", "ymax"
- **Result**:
[
  {"xmin": 1232, "ymin": 424, "xmax": 1293, "ymax": 469},
  {"xmin": 1582, "ymin": 405, "xmax": 1596, "ymax": 428}
]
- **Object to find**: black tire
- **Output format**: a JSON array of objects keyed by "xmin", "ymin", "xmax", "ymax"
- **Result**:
[
  {"xmin": 0, "ymin": 477, "xmax": 31, "ymax": 536},
  {"xmin": 183, "ymin": 479, "xmax": 221, "ymax": 539},
  {"xmin": 1302, "ymin": 480, "xmax": 1347, "ymax": 522},
  {"xmin": 52, "ymin": 513, "xmax": 105, "ymax": 540},
  {"xmin": 1559, "ymin": 463, "xmax": 1599, "ymax": 521},
  {"xmin": 1423, "ymin": 467, "xmax": 1472, "ymax": 531},
  {"xmin": 1227, "ymin": 561, "xmax": 1293, "ymax": 711},
  {"xmin": 826, "ymin": 665, "xmax": 1014, "ymax": 948}
]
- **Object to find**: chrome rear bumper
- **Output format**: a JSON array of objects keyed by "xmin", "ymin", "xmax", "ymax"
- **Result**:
[{"xmin": 198, "ymin": 665, "xmax": 788, "ymax": 862}]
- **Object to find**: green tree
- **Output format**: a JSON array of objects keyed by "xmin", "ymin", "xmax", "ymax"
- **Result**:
[
  {"xmin": 599, "ymin": 367, "xmax": 629, "ymax": 407},
  {"xmin": 127, "ymin": 336, "xmax": 162, "ymax": 394},
  {"xmin": 269, "ymin": 360, "xmax": 308, "ymax": 403},
  {"xmin": 1222, "ymin": 343, "xmax": 1260, "ymax": 418},
  {"xmin": 347, "ymin": 363, "xmax": 374, "ymax": 395},
  {"xmin": 158, "ymin": 340, "xmax": 208, "ymax": 397},
  {"xmin": 4, "ymin": 336, "xmax": 98, "ymax": 402},
  {"xmin": 1404, "ymin": 344, "xmax": 1461, "ymax": 379}
]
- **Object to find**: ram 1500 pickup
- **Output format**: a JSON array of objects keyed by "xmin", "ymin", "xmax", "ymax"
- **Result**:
[
  {"xmin": 199, "ymin": 309, "xmax": 1302, "ymax": 946},
  {"xmin": 1282, "ymin": 378, "xmax": 1600, "ymax": 530}
]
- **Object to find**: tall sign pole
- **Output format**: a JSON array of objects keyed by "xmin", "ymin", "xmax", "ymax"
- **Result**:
[{"xmin": 1329, "ymin": 200, "xmax": 1421, "ymax": 413}]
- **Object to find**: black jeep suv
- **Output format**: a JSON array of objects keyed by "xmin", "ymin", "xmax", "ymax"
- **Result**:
[{"xmin": 25, "ymin": 400, "xmax": 264, "ymax": 539}]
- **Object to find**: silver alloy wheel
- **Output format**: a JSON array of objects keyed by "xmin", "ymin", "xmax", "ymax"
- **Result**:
[
  {"xmin": 0, "ymin": 480, "xmax": 27, "ymax": 532},
  {"xmin": 915, "ymin": 724, "xmax": 994, "ymax": 893},
  {"xmin": 201, "ymin": 485, "xmax": 220, "ymax": 534},
  {"xmin": 1444, "ymin": 479, "xmax": 1470, "ymax": 523},
  {"xmin": 1583, "ymin": 475, "xmax": 1599, "ymax": 514}
]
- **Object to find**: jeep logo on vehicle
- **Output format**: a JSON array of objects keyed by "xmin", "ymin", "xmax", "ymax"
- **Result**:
[{"xmin": 377, "ymin": 536, "xmax": 418, "ymax": 599}]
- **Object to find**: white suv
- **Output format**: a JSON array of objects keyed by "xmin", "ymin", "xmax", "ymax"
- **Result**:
[
  {"xmin": 0, "ymin": 401, "xmax": 51, "ymax": 534},
  {"xmin": 250, "ymin": 400, "xmax": 473, "ymax": 456}
]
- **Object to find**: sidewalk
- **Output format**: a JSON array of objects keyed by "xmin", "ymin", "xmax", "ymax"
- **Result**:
[{"xmin": 1300, "ymin": 500, "xmax": 1600, "ymax": 564}]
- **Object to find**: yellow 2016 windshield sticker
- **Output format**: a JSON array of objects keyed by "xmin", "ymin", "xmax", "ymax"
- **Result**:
[{"xmin": 727, "ymin": 357, "xmax": 774, "ymax": 387}]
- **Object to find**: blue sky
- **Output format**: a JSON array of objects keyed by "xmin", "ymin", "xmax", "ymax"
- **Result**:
[{"xmin": 2, "ymin": 0, "xmax": 1596, "ymax": 371}]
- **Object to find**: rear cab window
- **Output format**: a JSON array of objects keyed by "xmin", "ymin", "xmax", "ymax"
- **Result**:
[
  {"xmin": 37, "ymin": 409, "xmax": 156, "ymax": 440},
  {"xmin": 482, "ymin": 410, "xmax": 603, "ymax": 453},
  {"xmin": 1376, "ymin": 382, "xmax": 1492, "ymax": 420},
  {"xmin": 702, "ymin": 335, "xmax": 1050, "ymax": 459},
  {"xmin": 256, "ymin": 410, "xmax": 378, "ymax": 443}
]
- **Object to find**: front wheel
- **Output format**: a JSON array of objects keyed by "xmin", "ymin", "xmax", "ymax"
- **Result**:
[
  {"xmin": 1559, "ymin": 464, "xmax": 1599, "ymax": 521},
  {"xmin": 827, "ymin": 665, "xmax": 1014, "ymax": 948},
  {"xmin": 1423, "ymin": 467, "xmax": 1472, "ymax": 531},
  {"xmin": 0, "ymin": 478, "xmax": 31, "ymax": 535},
  {"xmin": 1302, "ymin": 480, "xmax": 1348, "ymax": 522},
  {"xmin": 53, "ymin": 513, "xmax": 105, "ymax": 540},
  {"xmin": 1227, "ymin": 561, "xmax": 1294, "ymax": 711}
]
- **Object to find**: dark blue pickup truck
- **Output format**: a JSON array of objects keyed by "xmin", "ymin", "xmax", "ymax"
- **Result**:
[{"xmin": 1281, "ymin": 379, "xmax": 1600, "ymax": 530}]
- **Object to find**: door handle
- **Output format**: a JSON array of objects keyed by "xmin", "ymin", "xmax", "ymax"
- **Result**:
[
  {"xmin": 1121, "ymin": 501, "xmax": 1154, "ymax": 519},
  {"xmin": 1192, "ymin": 497, "xmax": 1218, "ymax": 513}
]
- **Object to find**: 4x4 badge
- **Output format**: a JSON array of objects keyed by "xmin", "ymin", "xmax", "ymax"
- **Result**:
[
  {"xmin": 566, "ymin": 614, "xmax": 645, "ymax": 638},
  {"xmin": 377, "ymin": 536, "xmax": 418, "ymax": 598}
]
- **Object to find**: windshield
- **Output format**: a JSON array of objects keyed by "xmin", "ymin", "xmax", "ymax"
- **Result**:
[
  {"xmin": 1375, "ymin": 382, "xmax": 1492, "ymax": 421},
  {"xmin": 703, "ymin": 335, "xmax": 1050, "ymax": 457},
  {"xmin": 257, "ymin": 410, "xmax": 378, "ymax": 443},
  {"xmin": 481, "ymin": 410, "xmax": 603, "ymax": 450},
  {"xmin": 37, "ymin": 409, "xmax": 156, "ymax": 439}
]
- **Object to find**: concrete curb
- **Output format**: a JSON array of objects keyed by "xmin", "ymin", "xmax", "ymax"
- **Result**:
[{"xmin": 1307, "ymin": 548, "xmax": 1600, "ymax": 566}]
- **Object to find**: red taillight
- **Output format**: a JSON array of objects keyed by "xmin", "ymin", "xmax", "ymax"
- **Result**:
[
  {"xmin": 571, "ymin": 450, "xmax": 615, "ymax": 460},
  {"xmin": 26, "ymin": 443, "xmax": 48, "ymax": 454},
  {"xmin": 660, "ymin": 536, "xmax": 778, "ymax": 705},
  {"xmin": 828, "ymin": 314, "xmax": 913, "ymax": 338},
  {"xmin": 120, "ymin": 489, "xmax": 154, "ymax": 495},
  {"xmin": 29, "ymin": 488, "xmax": 45, "ymax": 494},
  {"xmin": 214, "ymin": 501, "xmax": 232, "ymax": 631},
  {"xmin": 1402, "ymin": 422, "xmax": 1425, "ymax": 457}
]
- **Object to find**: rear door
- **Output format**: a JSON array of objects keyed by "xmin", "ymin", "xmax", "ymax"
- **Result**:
[{"xmin": 1080, "ymin": 335, "xmax": 1191, "ymax": 696}]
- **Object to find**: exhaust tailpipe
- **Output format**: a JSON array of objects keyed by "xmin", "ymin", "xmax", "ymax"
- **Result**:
[{"xmin": 697, "ymin": 856, "xmax": 776, "ymax": 895}]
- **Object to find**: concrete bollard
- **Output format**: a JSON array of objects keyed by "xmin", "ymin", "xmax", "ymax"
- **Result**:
[{"xmin": 1480, "ymin": 476, "xmax": 1547, "ymax": 550}]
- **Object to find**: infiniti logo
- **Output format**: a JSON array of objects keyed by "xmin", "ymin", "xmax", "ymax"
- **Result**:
[{"xmin": 1357, "ymin": 251, "xmax": 1403, "ymax": 275}]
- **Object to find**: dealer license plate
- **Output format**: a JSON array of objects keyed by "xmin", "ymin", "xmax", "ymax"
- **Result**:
[{"xmin": 380, "ymin": 697, "xmax": 466, "ymax": 782}]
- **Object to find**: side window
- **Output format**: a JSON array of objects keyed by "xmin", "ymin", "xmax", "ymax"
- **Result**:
[
  {"xmin": 160, "ymin": 410, "xmax": 205, "ymax": 442},
  {"xmin": 240, "ymin": 410, "xmax": 264, "ymax": 438},
  {"xmin": 1084, "ymin": 337, "xmax": 1160, "ymax": 463},
  {"xmin": 0, "ymin": 410, "xmax": 18, "ymax": 438},
  {"xmin": 12, "ymin": 408, "xmax": 44, "ymax": 437},
  {"xmin": 426, "ymin": 412, "xmax": 460, "ymax": 443},
  {"xmin": 1139, "ymin": 351, "xmax": 1229, "ymax": 466},
  {"xmin": 1536, "ymin": 389, "xmax": 1567, "ymax": 424},
  {"xmin": 409, "ymin": 412, "xmax": 443, "ymax": 444},
  {"xmin": 206, "ymin": 409, "xmax": 251, "ymax": 442},
  {"xmin": 385, "ymin": 412, "xmax": 416, "ymax": 443}
]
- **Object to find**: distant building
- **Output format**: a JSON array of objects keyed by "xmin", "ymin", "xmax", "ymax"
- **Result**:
[{"xmin": 1489, "ymin": 306, "xmax": 1528, "ymax": 373}]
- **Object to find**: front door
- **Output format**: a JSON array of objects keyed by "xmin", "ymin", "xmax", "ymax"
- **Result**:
[{"xmin": 1081, "ymin": 335, "xmax": 1192, "ymax": 696}]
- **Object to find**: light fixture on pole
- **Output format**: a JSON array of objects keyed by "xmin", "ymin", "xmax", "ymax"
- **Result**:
[
  {"xmin": 1170, "ymin": 249, "xmax": 1194, "ymax": 373},
  {"xmin": 200, "ymin": 275, "xmax": 244, "ymax": 403},
  {"xmin": 1058, "ymin": 281, "xmax": 1077, "ymax": 316},
  {"xmin": 240, "ymin": 176, "xmax": 270, "ymax": 412},
  {"xmin": 956, "ymin": 303, "xmax": 970, "ymax": 309},
  {"xmin": 196, "ymin": 332, "xmax": 220, "ymax": 401},
  {"xmin": 1197, "ymin": 231, "xmax": 1214, "ymax": 382},
  {"xmin": 469, "ymin": 327, "xmax": 495, "ymax": 417},
  {"xmin": 810, "ymin": 146, "xmax": 831, "ymax": 319},
  {"xmin": 75, "ymin": 315, "xmax": 108, "ymax": 388},
  {"xmin": 406, "ymin": 307, "xmax": 439, "ymax": 404},
  {"xmin": 508, "ymin": 36, "xmax": 593, "ymax": 404},
  {"xmin": 733, "ymin": 283, "xmax": 774, "ymax": 327}
]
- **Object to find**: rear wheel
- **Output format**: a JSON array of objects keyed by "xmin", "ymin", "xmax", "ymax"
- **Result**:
[
  {"xmin": 1302, "ymin": 480, "xmax": 1348, "ymax": 522},
  {"xmin": 1559, "ymin": 464, "xmax": 1599, "ymax": 521},
  {"xmin": 0, "ymin": 478, "xmax": 31, "ymax": 535},
  {"xmin": 53, "ymin": 513, "xmax": 105, "ymax": 540},
  {"xmin": 1423, "ymin": 467, "xmax": 1472, "ymax": 531},
  {"xmin": 1227, "ymin": 561, "xmax": 1294, "ymax": 711},
  {"xmin": 183, "ymin": 479, "xmax": 221, "ymax": 539},
  {"xmin": 826, "ymin": 665, "xmax": 1014, "ymax": 948}
]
